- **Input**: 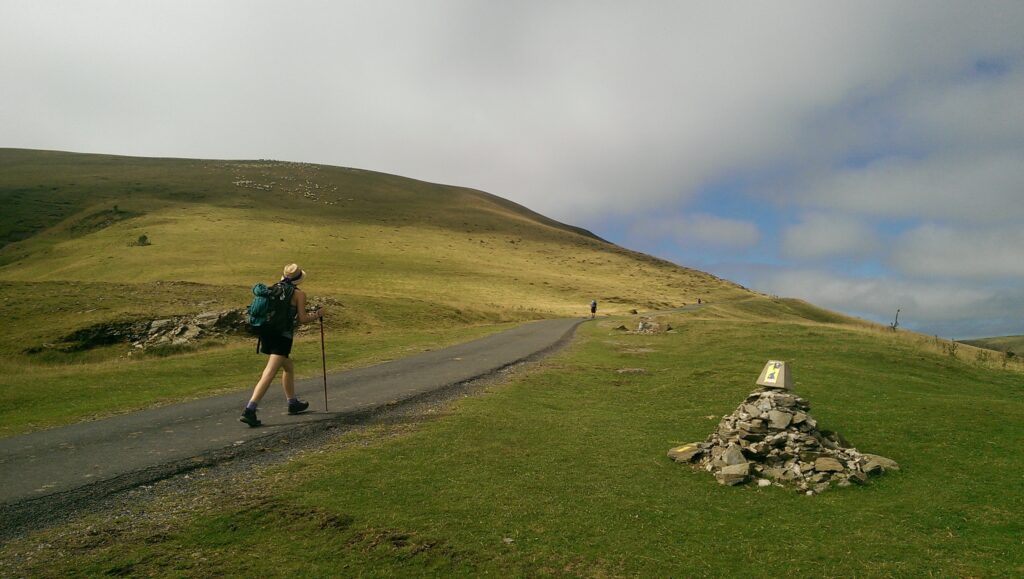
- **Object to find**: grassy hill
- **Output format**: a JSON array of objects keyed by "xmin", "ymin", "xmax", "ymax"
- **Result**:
[
  {"xmin": 1, "ymin": 149, "xmax": 1022, "ymax": 575},
  {"xmin": 0, "ymin": 148, "xmax": 747, "ymax": 435},
  {"xmin": 959, "ymin": 335, "xmax": 1024, "ymax": 355},
  {"xmin": 3, "ymin": 306, "xmax": 1022, "ymax": 576},
  {"xmin": 0, "ymin": 148, "xmax": 742, "ymax": 312}
]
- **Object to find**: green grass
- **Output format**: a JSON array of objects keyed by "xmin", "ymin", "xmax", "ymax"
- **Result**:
[
  {"xmin": 0, "ymin": 322, "xmax": 517, "ymax": 438},
  {"xmin": 0, "ymin": 149, "xmax": 748, "ymax": 436},
  {"xmin": 3, "ymin": 149, "xmax": 1021, "ymax": 575},
  {"xmin": 0, "ymin": 279, "xmax": 545, "ymax": 436},
  {"xmin": 10, "ymin": 311, "xmax": 1021, "ymax": 576},
  {"xmin": 0, "ymin": 149, "xmax": 742, "ymax": 319}
]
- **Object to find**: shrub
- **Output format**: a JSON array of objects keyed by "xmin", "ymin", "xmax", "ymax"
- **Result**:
[{"xmin": 943, "ymin": 341, "xmax": 959, "ymax": 358}]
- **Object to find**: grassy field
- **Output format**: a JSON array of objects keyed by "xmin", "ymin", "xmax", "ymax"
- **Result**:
[
  {"xmin": 960, "ymin": 335, "xmax": 1024, "ymax": 356},
  {"xmin": 3, "ymin": 149, "xmax": 1021, "ymax": 576},
  {"xmin": 3, "ymin": 305, "xmax": 1020, "ymax": 576},
  {"xmin": 0, "ymin": 279, "xmax": 539, "ymax": 437},
  {"xmin": 0, "ymin": 149, "xmax": 746, "ymax": 436}
]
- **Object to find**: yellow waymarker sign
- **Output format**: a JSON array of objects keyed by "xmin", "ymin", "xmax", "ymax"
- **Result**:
[{"xmin": 756, "ymin": 359, "xmax": 792, "ymax": 390}]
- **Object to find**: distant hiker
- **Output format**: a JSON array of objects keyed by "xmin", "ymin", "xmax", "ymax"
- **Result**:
[
  {"xmin": 590, "ymin": 300, "xmax": 597, "ymax": 319},
  {"xmin": 240, "ymin": 263, "xmax": 325, "ymax": 427},
  {"xmin": 697, "ymin": 298, "xmax": 701, "ymax": 305}
]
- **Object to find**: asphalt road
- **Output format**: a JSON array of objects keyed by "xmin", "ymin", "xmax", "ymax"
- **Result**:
[{"xmin": 0, "ymin": 318, "xmax": 583, "ymax": 507}]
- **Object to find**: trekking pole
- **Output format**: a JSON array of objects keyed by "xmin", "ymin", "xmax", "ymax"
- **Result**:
[{"xmin": 319, "ymin": 311, "xmax": 328, "ymax": 412}]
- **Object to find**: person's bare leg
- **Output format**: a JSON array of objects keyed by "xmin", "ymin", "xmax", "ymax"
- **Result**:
[
  {"xmin": 249, "ymin": 355, "xmax": 287, "ymax": 405},
  {"xmin": 281, "ymin": 357, "xmax": 296, "ymax": 399}
]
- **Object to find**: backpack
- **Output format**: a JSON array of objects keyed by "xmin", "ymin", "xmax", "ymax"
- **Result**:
[{"xmin": 247, "ymin": 281, "xmax": 295, "ymax": 335}]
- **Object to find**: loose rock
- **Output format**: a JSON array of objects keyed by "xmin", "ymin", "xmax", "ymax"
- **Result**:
[
  {"xmin": 667, "ymin": 444, "xmax": 703, "ymax": 463},
  {"xmin": 814, "ymin": 457, "xmax": 844, "ymax": 472},
  {"xmin": 717, "ymin": 463, "xmax": 750, "ymax": 486},
  {"xmin": 862, "ymin": 454, "xmax": 900, "ymax": 474}
]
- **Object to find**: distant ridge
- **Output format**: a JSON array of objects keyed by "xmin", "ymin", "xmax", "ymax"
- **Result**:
[{"xmin": 958, "ymin": 335, "xmax": 1024, "ymax": 354}]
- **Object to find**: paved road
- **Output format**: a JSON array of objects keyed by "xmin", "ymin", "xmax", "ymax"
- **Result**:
[{"xmin": 0, "ymin": 318, "xmax": 583, "ymax": 506}]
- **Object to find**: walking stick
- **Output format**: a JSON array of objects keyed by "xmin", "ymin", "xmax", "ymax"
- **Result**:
[{"xmin": 319, "ymin": 313, "xmax": 328, "ymax": 412}]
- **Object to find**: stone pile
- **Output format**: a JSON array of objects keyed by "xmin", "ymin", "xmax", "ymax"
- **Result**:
[{"xmin": 668, "ymin": 378, "xmax": 898, "ymax": 495}]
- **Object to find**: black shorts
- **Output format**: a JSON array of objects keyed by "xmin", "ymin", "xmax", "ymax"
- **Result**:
[{"xmin": 259, "ymin": 333, "xmax": 293, "ymax": 357}]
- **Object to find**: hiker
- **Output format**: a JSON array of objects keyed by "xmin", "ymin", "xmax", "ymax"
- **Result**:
[
  {"xmin": 590, "ymin": 299, "xmax": 598, "ymax": 319},
  {"xmin": 240, "ymin": 263, "xmax": 325, "ymax": 427}
]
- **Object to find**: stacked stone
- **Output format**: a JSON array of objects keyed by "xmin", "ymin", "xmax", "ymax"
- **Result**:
[{"xmin": 668, "ymin": 387, "xmax": 899, "ymax": 495}]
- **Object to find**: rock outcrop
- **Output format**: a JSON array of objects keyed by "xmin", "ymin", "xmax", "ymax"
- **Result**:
[
  {"xmin": 32, "ymin": 309, "xmax": 248, "ymax": 355},
  {"xmin": 669, "ymin": 387, "xmax": 899, "ymax": 495},
  {"xmin": 130, "ymin": 309, "xmax": 247, "ymax": 351},
  {"xmin": 635, "ymin": 318, "xmax": 672, "ymax": 334}
]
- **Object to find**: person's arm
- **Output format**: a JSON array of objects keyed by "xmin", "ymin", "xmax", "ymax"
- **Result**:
[{"xmin": 293, "ymin": 289, "xmax": 324, "ymax": 324}]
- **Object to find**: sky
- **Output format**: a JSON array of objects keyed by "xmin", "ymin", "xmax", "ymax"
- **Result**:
[{"xmin": 2, "ymin": 1, "xmax": 1023, "ymax": 339}]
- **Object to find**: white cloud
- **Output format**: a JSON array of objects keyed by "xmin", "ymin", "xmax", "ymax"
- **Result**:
[
  {"xmin": 2, "ymin": 2, "xmax": 1024, "ymax": 337},
  {"xmin": 898, "ymin": 67, "xmax": 1024, "ymax": 152},
  {"xmin": 739, "ymin": 266, "xmax": 1024, "ymax": 338},
  {"xmin": 792, "ymin": 151, "xmax": 1024, "ymax": 224},
  {"xmin": 784, "ymin": 59, "xmax": 1024, "ymax": 225},
  {"xmin": 890, "ymin": 224, "xmax": 1024, "ymax": 279},
  {"xmin": 781, "ymin": 214, "xmax": 881, "ymax": 260},
  {"xmin": 634, "ymin": 214, "xmax": 760, "ymax": 249},
  {"xmin": 2, "ymin": 2, "xmax": 1022, "ymax": 222}
]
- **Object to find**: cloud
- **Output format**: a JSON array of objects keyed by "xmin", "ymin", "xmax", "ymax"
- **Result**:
[
  {"xmin": 783, "ymin": 59, "xmax": 1024, "ymax": 225},
  {"xmin": 791, "ymin": 152, "xmax": 1024, "ymax": 224},
  {"xmin": 898, "ymin": 65, "xmax": 1024, "ymax": 152},
  {"xmin": 3, "ymin": 2, "xmax": 1023, "ymax": 223},
  {"xmin": 2, "ymin": 2, "xmax": 1023, "ymax": 337},
  {"xmin": 781, "ymin": 214, "xmax": 881, "ymax": 260},
  {"xmin": 890, "ymin": 224, "xmax": 1024, "ymax": 279},
  {"xmin": 634, "ymin": 214, "xmax": 760, "ymax": 249},
  {"xmin": 739, "ymin": 266, "xmax": 1024, "ymax": 338}
]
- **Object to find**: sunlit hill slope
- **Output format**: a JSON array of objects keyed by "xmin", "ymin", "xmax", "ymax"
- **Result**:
[{"xmin": 0, "ymin": 147, "xmax": 750, "ymax": 355}]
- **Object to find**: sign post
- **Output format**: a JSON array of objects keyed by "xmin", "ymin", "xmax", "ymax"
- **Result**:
[{"xmin": 755, "ymin": 360, "xmax": 792, "ymax": 390}]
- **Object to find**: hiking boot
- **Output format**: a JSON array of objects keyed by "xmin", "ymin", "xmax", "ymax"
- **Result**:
[
  {"xmin": 239, "ymin": 408, "xmax": 261, "ymax": 427},
  {"xmin": 287, "ymin": 399, "xmax": 310, "ymax": 415}
]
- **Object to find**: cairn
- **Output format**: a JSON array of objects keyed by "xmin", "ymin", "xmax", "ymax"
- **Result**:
[{"xmin": 668, "ymin": 361, "xmax": 898, "ymax": 495}]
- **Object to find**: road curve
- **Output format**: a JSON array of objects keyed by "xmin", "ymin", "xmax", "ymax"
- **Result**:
[{"xmin": 0, "ymin": 318, "xmax": 583, "ymax": 507}]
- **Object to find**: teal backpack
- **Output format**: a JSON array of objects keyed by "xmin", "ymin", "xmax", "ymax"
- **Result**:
[{"xmin": 247, "ymin": 281, "xmax": 295, "ymax": 335}]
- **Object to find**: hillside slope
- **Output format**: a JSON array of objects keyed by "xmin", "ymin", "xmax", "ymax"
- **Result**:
[
  {"xmin": 0, "ymin": 148, "xmax": 755, "ymax": 435},
  {"xmin": 0, "ymin": 148, "xmax": 745, "ymax": 317},
  {"xmin": 959, "ymin": 335, "xmax": 1024, "ymax": 355}
]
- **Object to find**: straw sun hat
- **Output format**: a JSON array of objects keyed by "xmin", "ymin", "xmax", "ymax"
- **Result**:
[{"xmin": 282, "ymin": 263, "xmax": 305, "ymax": 285}]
